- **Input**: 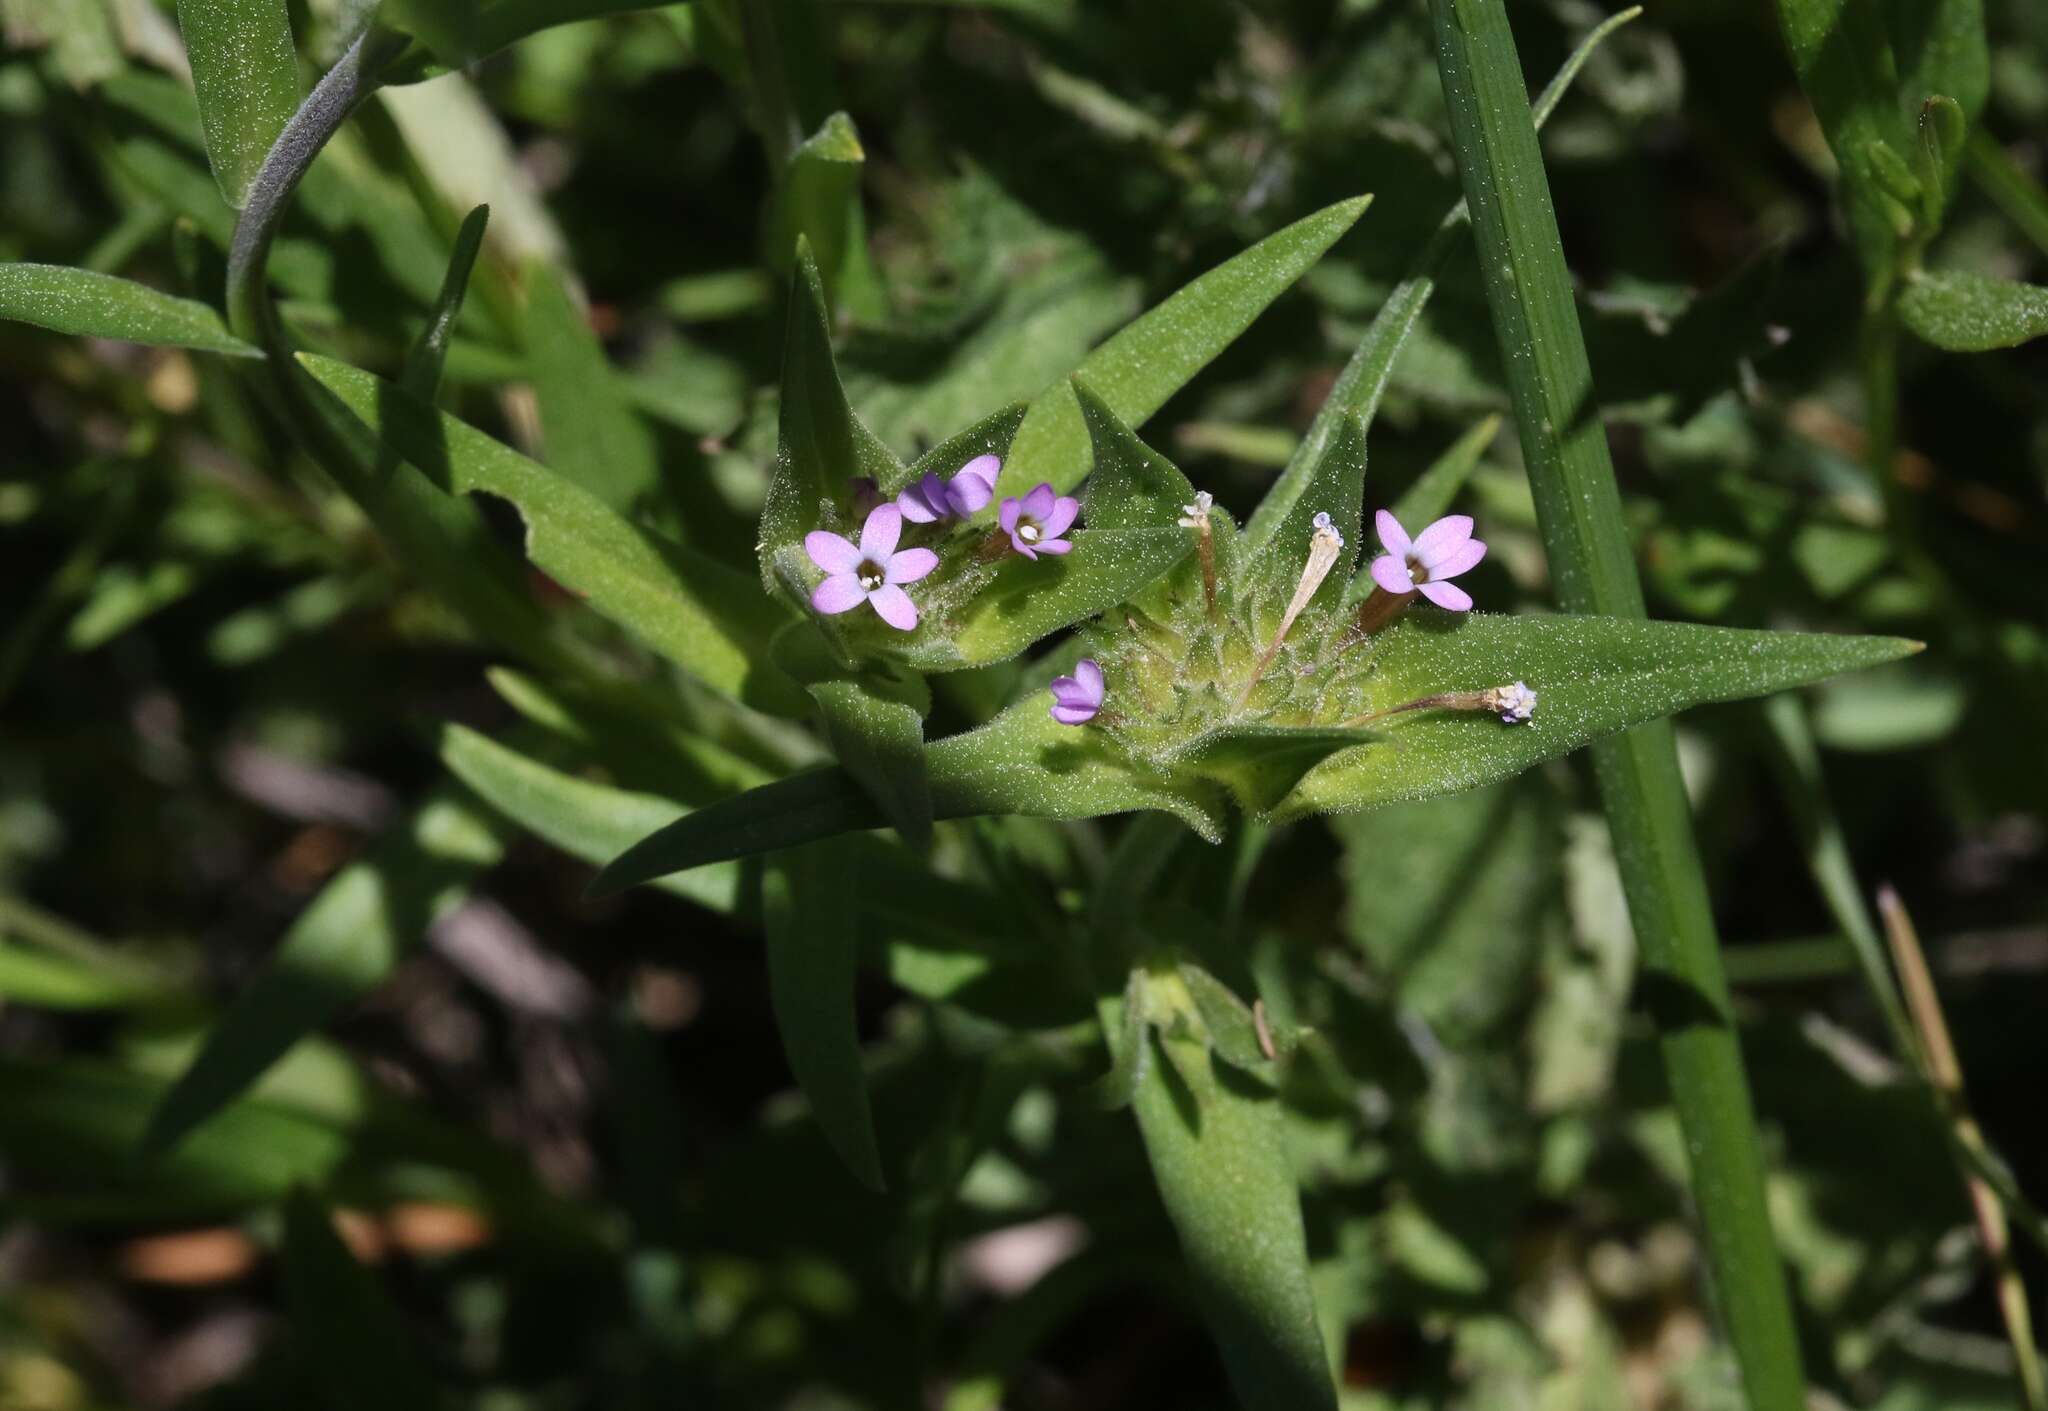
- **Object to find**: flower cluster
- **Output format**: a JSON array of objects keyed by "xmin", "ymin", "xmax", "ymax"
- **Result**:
[{"xmin": 803, "ymin": 458, "xmax": 1082, "ymax": 632}]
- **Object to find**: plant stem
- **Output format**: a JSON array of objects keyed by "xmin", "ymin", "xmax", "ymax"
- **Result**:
[
  {"xmin": 1423, "ymin": 1, "xmax": 1806, "ymax": 1406},
  {"xmin": 1878, "ymin": 887, "xmax": 2048, "ymax": 1411}
]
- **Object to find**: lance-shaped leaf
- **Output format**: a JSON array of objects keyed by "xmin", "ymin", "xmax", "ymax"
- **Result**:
[
  {"xmin": 1001, "ymin": 195, "xmax": 1371, "ymax": 497},
  {"xmin": 526, "ymin": 259, "xmax": 662, "ymax": 515},
  {"xmin": 764, "ymin": 841, "xmax": 885, "ymax": 1191},
  {"xmin": 1114, "ymin": 970, "xmax": 1335, "ymax": 1411},
  {"xmin": 1276, "ymin": 614, "xmax": 1919, "ymax": 821},
  {"xmin": 1176, "ymin": 963, "xmax": 1279, "ymax": 1071},
  {"xmin": 303, "ymin": 353, "xmax": 806, "ymax": 715},
  {"xmin": 590, "ymin": 696, "xmax": 1225, "ymax": 893},
  {"xmin": 1897, "ymin": 269, "xmax": 2048, "ymax": 351},
  {"xmin": 1169, "ymin": 724, "xmax": 1377, "ymax": 816},
  {"xmin": 1240, "ymin": 413, "xmax": 1364, "ymax": 615},
  {"xmin": 1244, "ymin": 7, "xmax": 1640, "ymax": 552},
  {"xmin": 759, "ymin": 240, "xmax": 903, "ymax": 593},
  {"xmin": 807, "ymin": 682, "xmax": 931, "ymax": 849},
  {"xmin": 174, "ymin": 0, "xmax": 299, "ymax": 208},
  {"xmin": 0, "ymin": 264, "xmax": 261, "ymax": 357},
  {"xmin": 438, "ymin": 725, "xmax": 738, "ymax": 912},
  {"xmin": 281, "ymin": 1190, "xmax": 440, "ymax": 1411},
  {"xmin": 401, "ymin": 204, "xmax": 489, "ymax": 397},
  {"xmin": 769, "ymin": 111, "xmax": 878, "ymax": 316},
  {"xmin": 145, "ymin": 787, "xmax": 507, "ymax": 1154}
]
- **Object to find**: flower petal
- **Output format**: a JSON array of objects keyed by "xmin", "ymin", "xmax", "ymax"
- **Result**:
[
  {"xmin": 1074, "ymin": 658, "xmax": 1103, "ymax": 701},
  {"xmin": 859, "ymin": 503, "xmax": 902, "ymax": 562},
  {"xmin": 1049, "ymin": 677, "xmax": 1086, "ymax": 705},
  {"xmin": 1374, "ymin": 509, "xmax": 1412, "ymax": 561},
  {"xmin": 1426, "ymin": 537, "xmax": 1487, "ymax": 581},
  {"xmin": 957, "ymin": 453, "xmax": 1000, "ymax": 485},
  {"xmin": 1040, "ymin": 495, "xmax": 1080, "ymax": 539},
  {"xmin": 999, "ymin": 497, "xmax": 1022, "ymax": 535},
  {"xmin": 946, "ymin": 469, "xmax": 994, "ymax": 516},
  {"xmin": 804, "ymin": 530, "xmax": 861, "ymax": 574},
  {"xmin": 1032, "ymin": 536, "xmax": 1073, "ymax": 556},
  {"xmin": 1007, "ymin": 537, "xmax": 1039, "ymax": 561},
  {"xmin": 1022, "ymin": 482, "xmax": 1056, "ymax": 520},
  {"xmin": 811, "ymin": 573, "xmax": 866, "ymax": 615},
  {"xmin": 1370, "ymin": 554, "xmax": 1416, "ymax": 595},
  {"xmin": 1417, "ymin": 578, "xmax": 1473, "ymax": 611},
  {"xmin": 1050, "ymin": 702, "xmax": 1099, "ymax": 726},
  {"xmin": 896, "ymin": 477, "xmax": 942, "ymax": 523},
  {"xmin": 1411, "ymin": 514, "xmax": 1473, "ymax": 567},
  {"xmin": 867, "ymin": 583, "xmax": 918, "ymax": 630},
  {"xmin": 885, "ymin": 546, "xmax": 939, "ymax": 584}
]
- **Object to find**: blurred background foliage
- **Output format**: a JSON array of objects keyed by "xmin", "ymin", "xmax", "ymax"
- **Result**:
[{"xmin": 0, "ymin": 0, "xmax": 2044, "ymax": 1407}]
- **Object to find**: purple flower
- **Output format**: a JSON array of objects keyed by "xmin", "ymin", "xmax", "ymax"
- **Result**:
[
  {"xmin": 1368, "ymin": 510, "xmax": 1487, "ymax": 612},
  {"xmin": 804, "ymin": 503, "xmax": 939, "ymax": 631},
  {"xmin": 999, "ymin": 482, "xmax": 1079, "ymax": 560},
  {"xmin": 897, "ymin": 454, "xmax": 1000, "ymax": 524},
  {"xmin": 1049, "ymin": 658, "xmax": 1104, "ymax": 725},
  {"xmin": 1484, "ymin": 681, "xmax": 1537, "ymax": 723}
]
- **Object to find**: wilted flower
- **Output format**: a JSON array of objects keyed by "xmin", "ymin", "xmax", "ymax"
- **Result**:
[
  {"xmin": 1368, "ymin": 510, "xmax": 1487, "ymax": 612},
  {"xmin": 1178, "ymin": 491, "xmax": 1214, "ymax": 529},
  {"xmin": 804, "ymin": 504, "xmax": 938, "ymax": 631},
  {"xmin": 1049, "ymin": 658, "xmax": 1104, "ymax": 725},
  {"xmin": 1000, "ymin": 483, "xmax": 1079, "ymax": 559},
  {"xmin": 898, "ymin": 454, "xmax": 1000, "ymax": 524},
  {"xmin": 1484, "ymin": 681, "xmax": 1537, "ymax": 723}
]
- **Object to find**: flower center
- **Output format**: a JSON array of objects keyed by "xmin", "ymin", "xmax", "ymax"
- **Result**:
[
  {"xmin": 1018, "ymin": 520, "xmax": 1041, "ymax": 544},
  {"xmin": 1407, "ymin": 555, "xmax": 1428, "ymax": 585},
  {"xmin": 857, "ymin": 561, "xmax": 886, "ymax": 591}
]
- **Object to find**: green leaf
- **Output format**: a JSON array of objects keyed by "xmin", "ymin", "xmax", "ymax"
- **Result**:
[
  {"xmin": 1240, "ymin": 413, "xmax": 1364, "ymax": 613},
  {"xmin": 1, "ymin": 0, "xmax": 123, "ymax": 87},
  {"xmin": 808, "ymin": 681, "xmax": 932, "ymax": 850},
  {"xmin": 1891, "ymin": 0, "xmax": 1988, "ymax": 126},
  {"xmin": 1001, "ymin": 195, "xmax": 1371, "ymax": 496},
  {"xmin": 1171, "ymin": 724, "xmax": 1377, "ymax": 816},
  {"xmin": 302, "ymin": 353, "xmax": 806, "ymax": 714},
  {"xmin": 1175, "ymin": 963, "xmax": 1274, "ymax": 1071},
  {"xmin": 769, "ymin": 111, "xmax": 874, "ymax": 315},
  {"xmin": 144, "ymin": 787, "xmax": 507, "ymax": 1154},
  {"xmin": 1243, "ymin": 7, "xmax": 1640, "ymax": 553},
  {"xmin": 438, "ymin": 725, "xmax": 739, "ymax": 912},
  {"xmin": 590, "ymin": 696, "xmax": 1225, "ymax": 894},
  {"xmin": 763, "ymin": 841, "xmax": 886, "ymax": 1191},
  {"xmin": 526, "ymin": 259, "xmax": 662, "ymax": 515},
  {"xmin": 0, "ymin": 263, "xmax": 262, "ymax": 356},
  {"xmin": 1116, "ymin": 980, "xmax": 1335, "ymax": 1411},
  {"xmin": 280, "ymin": 1190, "xmax": 440, "ymax": 1411},
  {"xmin": 898, "ymin": 402, "xmax": 1030, "ymax": 495},
  {"xmin": 1896, "ymin": 269, "xmax": 2048, "ymax": 350},
  {"xmin": 401, "ymin": 204, "xmax": 490, "ymax": 399},
  {"xmin": 0, "ymin": 943, "xmax": 161, "ymax": 1011},
  {"xmin": 379, "ymin": 0, "xmax": 676, "ymax": 76},
  {"xmin": 759, "ymin": 240, "xmax": 904, "ymax": 593},
  {"xmin": 1280, "ymin": 613, "xmax": 1919, "ymax": 820},
  {"xmin": 1913, "ymin": 96, "xmax": 1969, "ymax": 216},
  {"xmin": 2, "ymin": 1059, "xmax": 351, "ymax": 1217},
  {"xmin": 174, "ymin": 0, "xmax": 300, "ymax": 209}
]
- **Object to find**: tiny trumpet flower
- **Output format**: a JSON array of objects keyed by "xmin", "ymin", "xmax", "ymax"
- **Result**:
[
  {"xmin": 1342, "ymin": 680, "xmax": 1539, "ymax": 728},
  {"xmin": 999, "ymin": 483, "xmax": 1080, "ymax": 559},
  {"xmin": 1181, "ymin": 491, "xmax": 1218, "ymax": 616},
  {"xmin": 1237, "ymin": 511, "xmax": 1347, "ymax": 708},
  {"xmin": 1368, "ymin": 510, "xmax": 1487, "ymax": 611},
  {"xmin": 804, "ymin": 503, "xmax": 939, "ymax": 631},
  {"xmin": 898, "ymin": 454, "xmax": 1000, "ymax": 524},
  {"xmin": 1048, "ymin": 658, "xmax": 1105, "ymax": 725}
]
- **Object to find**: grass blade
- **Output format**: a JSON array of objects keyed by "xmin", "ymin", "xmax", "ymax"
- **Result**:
[{"xmin": 1426, "ymin": 1, "xmax": 1807, "ymax": 1405}]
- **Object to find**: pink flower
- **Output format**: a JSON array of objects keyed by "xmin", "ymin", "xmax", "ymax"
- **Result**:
[
  {"xmin": 1367, "ymin": 510, "xmax": 1487, "ymax": 612},
  {"xmin": 1048, "ymin": 658, "xmax": 1104, "ymax": 725},
  {"xmin": 898, "ymin": 454, "xmax": 999, "ymax": 524},
  {"xmin": 804, "ymin": 504, "xmax": 939, "ymax": 631},
  {"xmin": 999, "ymin": 482, "xmax": 1079, "ymax": 560}
]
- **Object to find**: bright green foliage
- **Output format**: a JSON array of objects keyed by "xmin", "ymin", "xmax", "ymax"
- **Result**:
[
  {"xmin": 0, "ymin": 264, "xmax": 261, "ymax": 356},
  {"xmin": 525, "ymin": 260, "xmax": 664, "ymax": 514},
  {"xmin": 175, "ymin": 0, "xmax": 301, "ymax": 208},
  {"xmin": 1897, "ymin": 269, "xmax": 2048, "ymax": 349},
  {"xmin": 1001, "ymin": 196, "xmax": 1371, "ymax": 497}
]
